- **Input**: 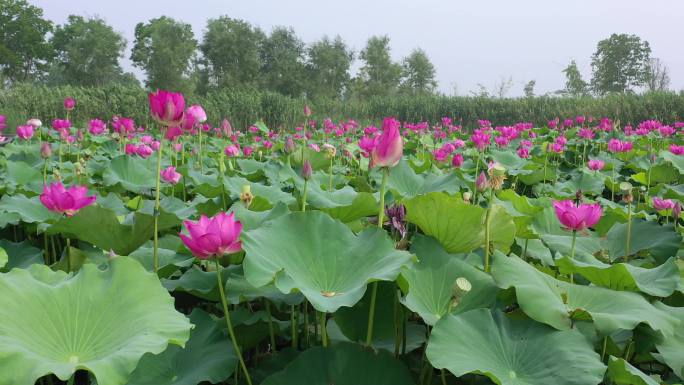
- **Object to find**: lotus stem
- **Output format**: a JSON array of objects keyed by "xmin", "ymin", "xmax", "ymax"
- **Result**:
[
  {"xmin": 198, "ymin": 128, "xmax": 203, "ymax": 172},
  {"xmin": 290, "ymin": 304, "xmax": 297, "ymax": 349},
  {"xmin": 366, "ymin": 168, "xmax": 389, "ymax": 346},
  {"xmin": 484, "ymin": 189, "xmax": 494, "ymax": 273},
  {"xmin": 214, "ymin": 259, "xmax": 253, "ymax": 385},
  {"xmin": 569, "ymin": 230, "xmax": 577, "ymax": 283},
  {"xmin": 301, "ymin": 180, "xmax": 308, "ymax": 212},
  {"xmin": 265, "ymin": 300, "xmax": 277, "ymax": 353},
  {"xmin": 328, "ymin": 156, "xmax": 334, "ymax": 192},
  {"xmin": 319, "ymin": 311, "xmax": 328, "ymax": 347},
  {"xmin": 626, "ymin": 201, "xmax": 632, "ymax": 259},
  {"xmin": 304, "ymin": 302, "xmax": 310, "ymax": 348},
  {"xmin": 473, "ymin": 151, "xmax": 481, "ymax": 200},
  {"xmin": 65, "ymin": 237, "xmax": 71, "ymax": 272},
  {"xmin": 152, "ymin": 136, "xmax": 164, "ymax": 273}
]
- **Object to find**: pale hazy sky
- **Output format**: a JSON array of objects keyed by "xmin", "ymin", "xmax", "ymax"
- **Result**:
[{"xmin": 31, "ymin": 0, "xmax": 684, "ymax": 96}]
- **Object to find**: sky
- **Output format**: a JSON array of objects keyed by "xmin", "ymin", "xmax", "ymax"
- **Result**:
[{"xmin": 31, "ymin": 0, "xmax": 684, "ymax": 96}]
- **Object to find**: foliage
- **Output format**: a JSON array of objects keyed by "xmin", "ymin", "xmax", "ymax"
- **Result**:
[{"xmin": 591, "ymin": 33, "xmax": 652, "ymax": 95}]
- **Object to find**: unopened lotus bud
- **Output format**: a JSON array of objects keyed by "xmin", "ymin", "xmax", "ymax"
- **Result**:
[
  {"xmin": 673, "ymin": 202, "xmax": 681, "ymax": 221},
  {"xmin": 302, "ymin": 159, "xmax": 313, "ymax": 181},
  {"xmin": 40, "ymin": 142, "xmax": 52, "ymax": 158},
  {"xmin": 449, "ymin": 277, "xmax": 472, "ymax": 310},
  {"xmin": 304, "ymin": 105, "xmax": 312, "ymax": 117},
  {"xmin": 462, "ymin": 191, "xmax": 472, "ymax": 203},
  {"xmin": 476, "ymin": 172, "xmax": 488, "ymax": 192},
  {"xmin": 284, "ymin": 136, "xmax": 296, "ymax": 154},
  {"xmin": 240, "ymin": 184, "xmax": 254, "ymax": 208}
]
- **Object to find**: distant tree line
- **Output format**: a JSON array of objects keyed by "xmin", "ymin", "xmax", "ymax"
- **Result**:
[{"xmin": 0, "ymin": 0, "xmax": 674, "ymax": 99}]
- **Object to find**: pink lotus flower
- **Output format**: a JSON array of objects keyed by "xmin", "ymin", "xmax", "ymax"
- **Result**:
[
  {"xmin": 302, "ymin": 159, "xmax": 313, "ymax": 180},
  {"xmin": 136, "ymin": 144, "xmax": 153, "ymax": 158},
  {"xmin": 125, "ymin": 143, "xmax": 137, "ymax": 155},
  {"xmin": 40, "ymin": 142, "xmax": 52, "ymax": 158},
  {"xmin": 187, "ymin": 105, "xmax": 207, "ymax": 123},
  {"xmin": 243, "ymin": 146, "xmax": 253, "ymax": 157},
  {"xmin": 517, "ymin": 147, "xmax": 530, "ymax": 159},
  {"xmin": 26, "ymin": 118, "xmax": 42, "ymax": 128},
  {"xmin": 553, "ymin": 200, "xmax": 602, "ymax": 231},
  {"xmin": 578, "ymin": 128, "xmax": 595, "ymax": 140},
  {"xmin": 670, "ymin": 144, "xmax": 684, "ymax": 155},
  {"xmin": 452, "ymin": 153, "xmax": 464, "ymax": 167},
  {"xmin": 476, "ymin": 172, "xmax": 488, "ymax": 191},
  {"xmin": 587, "ymin": 159, "xmax": 605, "ymax": 171},
  {"xmin": 64, "ymin": 97, "xmax": 76, "ymax": 111},
  {"xmin": 16, "ymin": 125, "xmax": 34, "ymax": 140},
  {"xmin": 653, "ymin": 197, "xmax": 675, "ymax": 211},
  {"xmin": 179, "ymin": 212, "xmax": 243, "ymax": 259},
  {"xmin": 304, "ymin": 105, "xmax": 312, "ymax": 117},
  {"xmin": 370, "ymin": 117, "xmax": 403, "ymax": 168},
  {"xmin": 40, "ymin": 182, "xmax": 96, "ymax": 216},
  {"xmin": 607, "ymin": 139, "xmax": 633, "ymax": 153},
  {"xmin": 225, "ymin": 145, "xmax": 240, "ymax": 157},
  {"xmin": 165, "ymin": 126, "xmax": 183, "ymax": 141},
  {"xmin": 0, "ymin": 115, "xmax": 6, "ymax": 131},
  {"xmin": 149, "ymin": 90, "xmax": 185, "ymax": 126},
  {"xmin": 160, "ymin": 166, "xmax": 181, "ymax": 185},
  {"xmin": 88, "ymin": 119, "xmax": 106, "ymax": 135}
]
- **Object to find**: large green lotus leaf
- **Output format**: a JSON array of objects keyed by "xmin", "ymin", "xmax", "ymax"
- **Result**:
[
  {"xmin": 556, "ymin": 256, "xmax": 680, "ymax": 297},
  {"xmin": 488, "ymin": 204, "xmax": 517, "ymax": 252},
  {"xmin": 402, "ymin": 235, "xmax": 498, "ymax": 325},
  {"xmin": 606, "ymin": 356, "xmax": 659, "ymax": 385},
  {"xmin": 660, "ymin": 150, "xmax": 684, "ymax": 174},
  {"xmin": 489, "ymin": 149, "xmax": 531, "ymax": 176},
  {"xmin": 128, "ymin": 235, "xmax": 194, "ymax": 277},
  {"xmin": 0, "ymin": 256, "xmax": 191, "ymax": 385},
  {"xmin": 163, "ymin": 266, "xmax": 219, "ymax": 301},
  {"xmin": 495, "ymin": 189, "xmax": 543, "ymax": 239},
  {"xmin": 0, "ymin": 247, "xmax": 6, "ymax": 269},
  {"xmin": 606, "ymin": 220, "xmax": 681, "ymax": 262},
  {"xmin": 541, "ymin": 233, "xmax": 603, "ymax": 260},
  {"xmin": 0, "ymin": 194, "xmax": 60, "ymax": 223},
  {"xmin": 0, "ymin": 239, "xmax": 44, "ymax": 271},
  {"xmin": 261, "ymin": 342, "xmax": 415, "ymax": 385},
  {"xmin": 126, "ymin": 309, "xmax": 236, "ymax": 385},
  {"xmin": 231, "ymin": 201, "xmax": 291, "ymax": 231},
  {"xmin": 405, "ymin": 192, "xmax": 485, "ymax": 253},
  {"xmin": 47, "ymin": 205, "xmax": 155, "ymax": 256},
  {"xmin": 654, "ymin": 303, "xmax": 684, "ymax": 379},
  {"xmin": 426, "ymin": 309, "xmax": 606, "ymax": 385},
  {"xmin": 298, "ymin": 181, "xmax": 377, "ymax": 223},
  {"xmin": 4, "ymin": 160, "xmax": 43, "ymax": 192},
  {"xmin": 554, "ymin": 170, "xmax": 606, "ymax": 197},
  {"xmin": 103, "ymin": 155, "xmax": 156, "ymax": 192},
  {"xmin": 491, "ymin": 253, "xmax": 679, "ymax": 335},
  {"xmin": 387, "ymin": 159, "xmax": 464, "ymax": 199},
  {"xmin": 138, "ymin": 197, "xmax": 196, "ymax": 230},
  {"xmin": 242, "ymin": 211, "xmax": 413, "ymax": 312}
]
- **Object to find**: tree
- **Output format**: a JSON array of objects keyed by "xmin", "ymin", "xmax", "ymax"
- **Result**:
[
  {"xmin": 399, "ymin": 48, "xmax": 437, "ymax": 95},
  {"xmin": 646, "ymin": 58, "xmax": 670, "ymax": 92},
  {"xmin": 49, "ymin": 15, "xmax": 127, "ymax": 86},
  {"xmin": 356, "ymin": 35, "xmax": 402, "ymax": 97},
  {"xmin": 131, "ymin": 17, "xmax": 197, "ymax": 91},
  {"xmin": 305, "ymin": 35, "xmax": 354, "ymax": 100},
  {"xmin": 260, "ymin": 26, "xmax": 306, "ymax": 97},
  {"xmin": 494, "ymin": 76, "xmax": 514, "ymax": 98},
  {"xmin": 562, "ymin": 60, "xmax": 588, "ymax": 97},
  {"xmin": 200, "ymin": 16, "xmax": 264, "ymax": 89},
  {"xmin": 0, "ymin": 0, "xmax": 53, "ymax": 84},
  {"xmin": 523, "ymin": 80, "xmax": 536, "ymax": 97},
  {"xmin": 590, "ymin": 33, "xmax": 651, "ymax": 95}
]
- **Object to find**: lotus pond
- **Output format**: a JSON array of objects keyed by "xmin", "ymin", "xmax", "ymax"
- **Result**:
[{"xmin": 0, "ymin": 95, "xmax": 683, "ymax": 385}]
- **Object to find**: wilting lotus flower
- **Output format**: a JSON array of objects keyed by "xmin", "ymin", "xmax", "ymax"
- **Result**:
[
  {"xmin": 370, "ymin": 117, "xmax": 403, "ymax": 168},
  {"xmin": 88, "ymin": 119, "xmax": 106, "ymax": 135},
  {"xmin": 385, "ymin": 204, "xmax": 407, "ymax": 238},
  {"xmin": 653, "ymin": 197, "xmax": 675, "ymax": 211},
  {"xmin": 16, "ymin": 125, "xmax": 34, "ymax": 140},
  {"xmin": 587, "ymin": 159, "xmax": 605, "ymax": 171},
  {"xmin": 149, "ymin": 90, "xmax": 185, "ymax": 126},
  {"xmin": 322, "ymin": 143, "xmax": 336, "ymax": 157},
  {"xmin": 160, "ymin": 166, "xmax": 181, "ymax": 185},
  {"xmin": 63, "ymin": 97, "xmax": 76, "ymax": 111},
  {"xmin": 40, "ymin": 182, "xmax": 96, "ymax": 216},
  {"xmin": 26, "ymin": 118, "xmax": 42, "ymax": 128},
  {"xmin": 187, "ymin": 105, "xmax": 207, "ymax": 123},
  {"xmin": 179, "ymin": 212, "xmax": 243, "ymax": 259},
  {"xmin": 553, "ymin": 200, "xmax": 602, "ymax": 231}
]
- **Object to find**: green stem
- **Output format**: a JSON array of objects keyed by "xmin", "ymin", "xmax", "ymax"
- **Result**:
[
  {"xmin": 43, "ymin": 159, "xmax": 48, "ymax": 185},
  {"xmin": 601, "ymin": 336, "xmax": 608, "ymax": 362},
  {"xmin": 522, "ymin": 238, "xmax": 529, "ymax": 260},
  {"xmin": 214, "ymin": 259, "xmax": 253, "ymax": 385},
  {"xmin": 66, "ymin": 237, "xmax": 71, "ymax": 272},
  {"xmin": 66, "ymin": 374, "xmax": 74, "ymax": 385},
  {"xmin": 484, "ymin": 189, "xmax": 494, "ymax": 273},
  {"xmin": 153, "ymin": 138, "xmax": 164, "ymax": 273},
  {"xmin": 291, "ymin": 304, "xmax": 297, "ymax": 349},
  {"xmin": 365, "ymin": 168, "xmax": 389, "ymax": 346},
  {"xmin": 301, "ymin": 180, "xmax": 308, "ymax": 212},
  {"xmin": 319, "ymin": 311, "xmax": 328, "ymax": 347},
  {"xmin": 198, "ymin": 128, "xmax": 203, "ymax": 172},
  {"xmin": 473, "ymin": 152, "xmax": 481, "ymax": 200},
  {"xmin": 440, "ymin": 369, "xmax": 448, "ymax": 385},
  {"xmin": 265, "ymin": 300, "xmax": 277, "ymax": 353},
  {"xmin": 304, "ymin": 301, "xmax": 310, "ymax": 348},
  {"xmin": 569, "ymin": 230, "xmax": 577, "ymax": 283},
  {"xmin": 626, "ymin": 201, "xmax": 632, "ymax": 259},
  {"xmin": 328, "ymin": 156, "xmax": 334, "ymax": 192}
]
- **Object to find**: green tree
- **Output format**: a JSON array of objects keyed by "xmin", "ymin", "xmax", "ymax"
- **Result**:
[
  {"xmin": 399, "ymin": 48, "xmax": 437, "ymax": 95},
  {"xmin": 356, "ymin": 35, "xmax": 402, "ymax": 97},
  {"xmin": 305, "ymin": 35, "xmax": 353, "ymax": 100},
  {"xmin": 131, "ymin": 16, "xmax": 197, "ymax": 91},
  {"xmin": 49, "ymin": 15, "xmax": 127, "ymax": 86},
  {"xmin": 523, "ymin": 80, "xmax": 536, "ymax": 97},
  {"xmin": 200, "ymin": 16, "xmax": 264, "ymax": 89},
  {"xmin": 260, "ymin": 26, "xmax": 306, "ymax": 97},
  {"xmin": 0, "ymin": 0, "xmax": 53, "ymax": 84},
  {"xmin": 590, "ymin": 33, "xmax": 651, "ymax": 95},
  {"xmin": 562, "ymin": 60, "xmax": 588, "ymax": 97}
]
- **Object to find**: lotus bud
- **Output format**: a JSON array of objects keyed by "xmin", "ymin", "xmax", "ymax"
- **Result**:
[
  {"xmin": 240, "ymin": 184, "xmax": 254, "ymax": 208},
  {"xmin": 476, "ymin": 172, "xmax": 488, "ymax": 192},
  {"xmin": 40, "ymin": 142, "xmax": 52, "ymax": 158},
  {"xmin": 673, "ymin": 202, "xmax": 681, "ymax": 221},
  {"xmin": 449, "ymin": 277, "xmax": 472, "ymax": 311},
  {"xmin": 284, "ymin": 136, "xmax": 296, "ymax": 154},
  {"xmin": 304, "ymin": 105, "xmax": 312, "ymax": 117},
  {"xmin": 302, "ymin": 159, "xmax": 313, "ymax": 181}
]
